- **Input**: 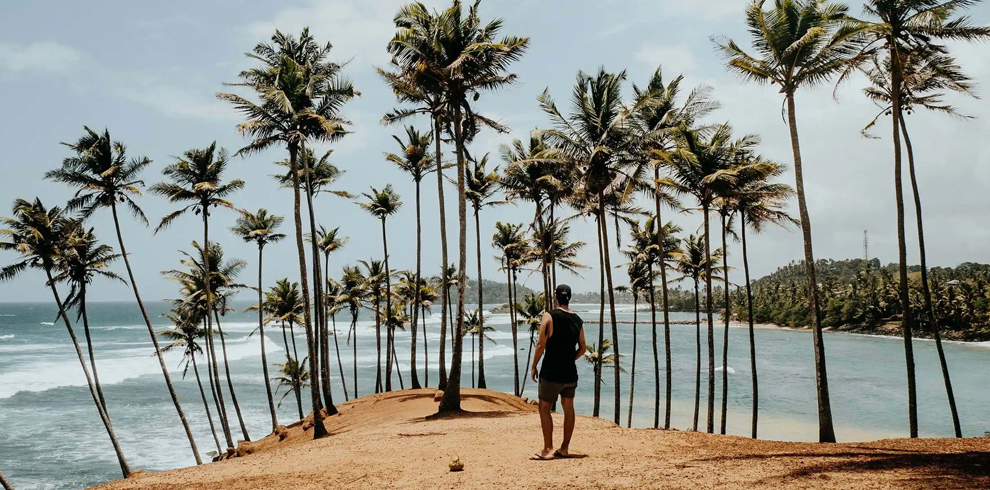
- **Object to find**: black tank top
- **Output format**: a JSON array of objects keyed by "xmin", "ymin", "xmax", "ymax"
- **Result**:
[{"xmin": 539, "ymin": 308, "xmax": 583, "ymax": 383}]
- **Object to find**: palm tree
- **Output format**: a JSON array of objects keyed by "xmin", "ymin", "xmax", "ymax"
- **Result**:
[
  {"xmin": 492, "ymin": 222, "xmax": 528, "ymax": 396},
  {"xmin": 220, "ymin": 28, "xmax": 357, "ymax": 438},
  {"xmin": 274, "ymin": 357, "xmax": 311, "ymax": 412},
  {"xmin": 630, "ymin": 69, "xmax": 715, "ymax": 429},
  {"xmin": 584, "ymin": 339, "xmax": 624, "ymax": 380},
  {"xmin": 339, "ymin": 267, "xmax": 366, "ymax": 397},
  {"xmin": 386, "ymin": 126, "xmax": 436, "ymax": 389},
  {"xmin": 278, "ymin": 149, "xmax": 349, "ymax": 412},
  {"xmin": 464, "ymin": 309, "xmax": 496, "ymax": 387},
  {"xmin": 715, "ymin": 0, "xmax": 861, "ymax": 442},
  {"xmin": 851, "ymin": 0, "xmax": 990, "ymax": 439},
  {"xmin": 515, "ymin": 292, "xmax": 546, "ymax": 396},
  {"xmin": 667, "ymin": 123, "xmax": 758, "ymax": 433},
  {"xmin": 359, "ymin": 259, "xmax": 388, "ymax": 393},
  {"xmin": 46, "ymin": 127, "xmax": 201, "ymax": 463},
  {"xmin": 0, "ymin": 199, "xmax": 131, "ymax": 476},
  {"xmin": 359, "ymin": 186, "xmax": 403, "ymax": 391},
  {"xmin": 620, "ymin": 260, "xmax": 649, "ymax": 428},
  {"xmin": 0, "ymin": 468, "xmax": 13, "ymax": 490},
  {"xmin": 465, "ymin": 154, "xmax": 502, "ymax": 389},
  {"xmin": 860, "ymin": 50, "xmax": 975, "ymax": 439},
  {"xmin": 324, "ymin": 279, "xmax": 350, "ymax": 400},
  {"xmin": 151, "ymin": 142, "xmax": 245, "ymax": 446},
  {"xmin": 674, "ymin": 234, "xmax": 721, "ymax": 432},
  {"xmin": 388, "ymin": 0, "xmax": 529, "ymax": 413},
  {"xmin": 159, "ymin": 306, "xmax": 223, "ymax": 455},
  {"xmin": 231, "ymin": 208, "xmax": 285, "ymax": 432},
  {"xmin": 418, "ymin": 281, "xmax": 441, "ymax": 386},
  {"xmin": 730, "ymin": 164, "xmax": 796, "ymax": 439},
  {"xmin": 538, "ymin": 68, "xmax": 635, "ymax": 424},
  {"xmin": 53, "ymin": 224, "xmax": 125, "ymax": 413},
  {"xmin": 263, "ymin": 279, "xmax": 306, "ymax": 419},
  {"xmin": 316, "ymin": 225, "xmax": 350, "ymax": 401}
]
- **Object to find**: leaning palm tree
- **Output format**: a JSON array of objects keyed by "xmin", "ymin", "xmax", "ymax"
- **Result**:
[
  {"xmin": 0, "ymin": 199, "xmax": 131, "ymax": 476},
  {"xmin": 316, "ymin": 226, "xmax": 350, "ymax": 399},
  {"xmin": 715, "ymin": 0, "xmax": 862, "ymax": 442},
  {"xmin": 324, "ymin": 280, "xmax": 350, "ymax": 400},
  {"xmin": 385, "ymin": 126, "xmax": 436, "ymax": 389},
  {"xmin": 359, "ymin": 186, "xmax": 403, "ymax": 391},
  {"xmin": 45, "ymin": 127, "xmax": 201, "ymax": 462},
  {"xmin": 219, "ymin": 28, "xmax": 356, "ymax": 437},
  {"xmin": 231, "ymin": 208, "xmax": 285, "ymax": 432},
  {"xmin": 492, "ymin": 221, "xmax": 528, "ymax": 396},
  {"xmin": 159, "ymin": 306, "xmax": 223, "ymax": 455},
  {"xmin": 850, "ymin": 0, "xmax": 990, "ymax": 439},
  {"xmin": 53, "ymin": 224, "xmax": 125, "ymax": 413},
  {"xmin": 151, "ymin": 142, "xmax": 246, "ymax": 445},
  {"xmin": 388, "ymin": 0, "xmax": 529, "ymax": 413},
  {"xmin": 359, "ymin": 259, "xmax": 388, "ymax": 393},
  {"xmin": 465, "ymin": 153, "xmax": 502, "ymax": 389},
  {"xmin": 731, "ymin": 166, "xmax": 796, "ymax": 439},
  {"xmin": 859, "ymin": 50, "xmax": 974, "ymax": 439},
  {"xmin": 274, "ymin": 357, "xmax": 311, "ymax": 413},
  {"xmin": 538, "ymin": 68, "xmax": 635, "ymax": 425},
  {"xmin": 0, "ymin": 467, "xmax": 13, "ymax": 490},
  {"xmin": 263, "ymin": 279, "xmax": 306, "ymax": 419}
]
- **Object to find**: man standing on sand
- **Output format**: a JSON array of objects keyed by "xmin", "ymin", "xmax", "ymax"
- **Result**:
[{"xmin": 530, "ymin": 284, "xmax": 587, "ymax": 461}]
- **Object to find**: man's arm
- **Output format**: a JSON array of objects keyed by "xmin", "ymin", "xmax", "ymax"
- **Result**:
[
  {"xmin": 575, "ymin": 325, "xmax": 588, "ymax": 361},
  {"xmin": 531, "ymin": 312, "xmax": 553, "ymax": 382}
]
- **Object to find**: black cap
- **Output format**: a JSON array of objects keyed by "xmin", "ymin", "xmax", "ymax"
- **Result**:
[{"xmin": 555, "ymin": 284, "xmax": 572, "ymax": 305}]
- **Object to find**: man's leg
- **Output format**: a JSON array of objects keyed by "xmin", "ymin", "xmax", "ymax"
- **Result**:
[
  {"xmin": 538, "ymin": 400, "xmax": 555, "ymax": 459},
  {"xmin": 559, "ymin": 396, "xmax": 575, "ymax": 456}
]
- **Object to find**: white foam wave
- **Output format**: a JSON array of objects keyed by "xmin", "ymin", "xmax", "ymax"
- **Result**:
[
  {"xmin": 0, "ymin": 334, "xmax": 282, "ymax": 399},
  {"xmin": 714, "ymin": 366, "xmax": 737, "ymax": 374},
  {"xmin": 39, "ymin": 321, "xmax": 54, "ymax": 325},
  {"xmin": 0, "ymin": 334, "xmax": 13, "ymax": 340}
]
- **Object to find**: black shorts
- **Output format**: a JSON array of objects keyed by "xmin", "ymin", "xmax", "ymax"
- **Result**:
[{"xmin": 538, "ymin": 378, "xmax": 577, "ymax": 403}]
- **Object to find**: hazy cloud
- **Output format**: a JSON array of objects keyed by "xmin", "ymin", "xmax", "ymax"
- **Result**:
[{"xmin": 0, "ymin": 41, "xmax": 82, "ymax": 76}]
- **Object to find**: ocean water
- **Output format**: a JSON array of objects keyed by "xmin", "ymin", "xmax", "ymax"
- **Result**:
[{"xmin": 1, "ymin": 300, "xmax": 989, "ymax": 489}]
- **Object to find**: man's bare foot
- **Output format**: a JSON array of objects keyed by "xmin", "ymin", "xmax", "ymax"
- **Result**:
[
  {"xmin": 531, "ymin": 448, "xmax": 555, "ymax": 460},
  {"xmin": 554, "ymin": 448, "xmax": 570, "ymax": 458}
]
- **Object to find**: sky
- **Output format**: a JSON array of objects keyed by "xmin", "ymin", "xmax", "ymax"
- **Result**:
[{"xmin": 1, "ymin": 0, "xmax": 989, "ymax": 303}]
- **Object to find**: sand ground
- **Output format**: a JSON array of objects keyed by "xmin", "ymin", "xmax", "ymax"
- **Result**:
[{"xmin": 94, "ymin": 389, "xmax": 990, "ymax": 489}]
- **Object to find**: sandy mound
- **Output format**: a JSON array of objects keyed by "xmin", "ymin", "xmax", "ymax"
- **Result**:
[{"xmin": 95, "ymin": 389, "xmax": 990, "ymax": 489}]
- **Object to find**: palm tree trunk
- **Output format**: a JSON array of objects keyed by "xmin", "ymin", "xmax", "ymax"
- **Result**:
[
  {"xmin": 0, "ymin": 468, "xmax": 13, "ymax": 490},
  {"xmin": 434, "ymin": 115, "xmax": 450, "ymax": 391},
  {"xmin": 471, "ymin": 331, "xmax": 476, "ymax": 388},
  {"xmin": 741, "ymin": 215, "xmax": 758, "ymax": 439},
  {"xmin": 204, "ymin": 319, "xmax": 226, "ymax": 441},
  {"xmin": 202, "ymin": 213, "xmax": 234, "ymax": 448},
  {"xmin": 598, "ymin": 191, "xmax": 621, "ymax": 425},
  {"xmin": 507, "ymin": 264, "xmax": 518, "ymax": 396},
  {"xmin": 326, "ymin": 253, "xmax": 348, "ymax": 401},
  {"xmin": 475, "ymin": 207, "xmax": 487, "ymax": 389},
  {"xmin": 46, "ymin": 268, "xmax": 131, "ymax": 477},
  {"xmin": 213, "ymin": 312, "xmax": 250, "ymax": 441},
  {"xmin": 382, "ymin": 218, "xmax": 395, "ymax": 392},
  {"xmin": 439, "ymin": 105, "xmax": 468, "ymax": 413},
  {"xmin": 785, "ymin": 91, "xmax": 835, "ymax": 443},
  {"xmin": 301, "ymin": 147, "xmax": 334, "ymax": 416},
  {"xmin": 693, "ymin": 278, "xmax": 701, "ymax": 432},
  {"xmin": 720, "ymin": 213, "xmax": 731, "ymax": 435},
  {"xmin": 281, "ymin": 321, "xmax": 291, "ymax": 362},
  {"xmin": 648, "ymin": 263, "xmax": 660, "ymax": 429},
  {"xmin": 375, "ymin": 300, "xmax": 383, "ymax": 394},
  {"xmin": 79, "ymin": 284, "xmax": 108, "ymax": 412},
  {"xmin": 628, "ymin": 293, "xmax": 638, "ymax": 428},
  {"xmin": 391, "ymin": 342, "xmax": 405, "ymax": 389},
  {"xmin": 288, "ymin": 144, "xmax": 329, "ymax": 438},
  {"xmin": 900, "ymin": 117, "xmax": 961, "ymax": 438},
  {"xmin": 594, "ymin": 218, "xmax": 605, "ymax": 418},
  {"xmin": 257, "ymin": 247, "xmax": 278, "ymax": 431},
  {"xmin": 288, "ymin": 320, "xmax": 303, "ymax": 420},
  {"xmin": 520, "ymin": 333, "xmax": 535, "ymax": 395},
  {"xmin": 655, "ymin": 167, "xmax": 673, "ymax": 430},
  {"xmin": 889, "ymin": 57, "xmax": 918, "ymax": 438},
  {"xmin": 411, "ymin": 180, "xmax": 423, "ymax": 390},
  {"xmin": 109, "ymin": 202, "xmax": 201, "ymax": 463},
  {"xmin": 351, "ymin": 313, "xmax": 359, "ymax": 398},
  {"xmin": 192, "ymin": 355, "xmax": 223, "ymax": 454},
  {"xmin": 702, "ymin": 205, "xmax": 716, "ymax": 434},
  {"xmin": 422, "ymin": 303, "xmax": 429, "ymax": 387}
]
